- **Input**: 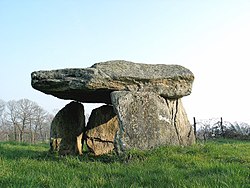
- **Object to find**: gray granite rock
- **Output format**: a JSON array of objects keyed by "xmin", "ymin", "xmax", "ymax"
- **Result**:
[
  {"xmin": 111, "ymin": 91, "xmax": 195, "ymax": 153},
  {"xmin": 31, "ymin": 60, "xmax": 194, "ymax": 103}
]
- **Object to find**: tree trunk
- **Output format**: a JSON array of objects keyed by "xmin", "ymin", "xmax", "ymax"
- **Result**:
[
  {"xmin": 14, "ymin": 124, "xmax": 17, "ymax": 141},
  {"xmin": 32, "ymin": 132, "xmax": 36, "ymax": 143},
  {"xmin": 18, "ymin": 133, "xmax": 21, "ymax": 142}
]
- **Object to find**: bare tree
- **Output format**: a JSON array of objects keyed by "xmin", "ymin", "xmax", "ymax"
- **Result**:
[
  {"xmin": 0, "ymin": 100, "xmax": 9, "ymax": 141},
  {"xmin": 15, "ymin": 99, "xmax": 38, "ymax": 142},
  {"xmin": 0, "ymin": 100, "xmax": 6, "ymax": 135},
  {"xmin": 32, "ymin": 105, "xmax": 52, "ymax": 143},
  {"xmin": 0, "ymin": 99, "xmax": 5, "ymax": 118},
  {"xmin": 6, "ymin": 100, "xmax": 20, "ymax": 141},
  {"xmin": 4, "ymin": 98, "xmax": 54, "ymax": 143}
]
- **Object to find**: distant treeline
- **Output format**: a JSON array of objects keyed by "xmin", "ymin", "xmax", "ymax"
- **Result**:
[
  {"xmin": 194, "ymin": 117, "xmax": 250, "ymax": 141},
  {"xmin": 0, "ymin": 99, "xmax": 54, "ymax": 143}
]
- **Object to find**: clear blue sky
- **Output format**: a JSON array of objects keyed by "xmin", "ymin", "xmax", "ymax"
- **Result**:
[{"xmin": 1, "ymin": 1, "xmax": 250, "ymax": 123}]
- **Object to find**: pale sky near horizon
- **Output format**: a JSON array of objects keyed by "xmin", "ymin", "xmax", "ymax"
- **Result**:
[{"xmin": 0, "ymin": 1, "xmax": 250, "ymax": 123}]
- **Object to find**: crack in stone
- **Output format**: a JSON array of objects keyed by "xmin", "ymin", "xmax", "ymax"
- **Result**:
[
  {"xmin": 173, "ymin": 100, "xmax": 182, "ymax": 145},
  {"xmin": 88, "ymin": 136, "xmax": 114, "ymax": 144},
  {"xmin": 187, "ymin": 124, "xmax": 193, "ymax": 138}
]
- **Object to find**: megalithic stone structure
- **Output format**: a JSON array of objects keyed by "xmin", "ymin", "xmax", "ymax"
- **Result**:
[{"xmin": 31, "ymin": 60, "xmax": 195, "ymax": 155}]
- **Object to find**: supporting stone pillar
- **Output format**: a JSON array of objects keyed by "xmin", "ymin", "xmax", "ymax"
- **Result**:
[
  {"xmin": 50, "ymin": 101, "xmax": 85, "ymax": 155},
  {"xmin": 111, "ymin": 91, "xmax": 195, "ymax": 154},
  {"xmin": 85, "ymin": 105, "xmax": 119, "ymax": 156}
]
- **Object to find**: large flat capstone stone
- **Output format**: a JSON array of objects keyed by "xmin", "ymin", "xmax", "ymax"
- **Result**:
[{"xmin": 31, "ymin": 60, "xmax": 194, "ymax": 103}]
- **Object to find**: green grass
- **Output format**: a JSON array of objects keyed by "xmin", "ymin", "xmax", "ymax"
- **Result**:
[{"xmin": 0, "ymin": 139, "xmax": 249, "ymax": 188}]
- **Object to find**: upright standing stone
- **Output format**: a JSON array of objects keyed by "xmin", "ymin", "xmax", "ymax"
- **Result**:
[
  {"xmin": 50, "ymin": 101, "xmax": 85, "ymax": 155},
  {"xmin": 165, "ymin": 99, "xmax": 195, "ymax": 146},
  {"xmin": 85, "ymin": 105, "xmax": 119, "ymax": 155},
  {"xmin": 111, "ymin": 91, "xmax": 195, "ymax": 154}
]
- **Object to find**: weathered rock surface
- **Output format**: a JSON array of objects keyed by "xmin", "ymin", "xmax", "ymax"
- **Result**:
[
  {"xmin": 50, "ymin": 101, "xmax": 85, "ymax": 155},
  {"xmin": 85, "ymin": 105, "xmax": 119, "ymax": 156},
  {"xmin": 32, "ymin": 60, "xmax": 195, "ymax": 156},
  {"xmin": 31, "ymin": 60, "xmax": 194, "ymax": 103},
  {"xmin": 111, "ymin": 91, "xmax": 195, "ymax": 153}
]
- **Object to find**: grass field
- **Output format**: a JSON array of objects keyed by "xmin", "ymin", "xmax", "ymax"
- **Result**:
[{"xmin": 0, "ymin": 139, "xmax": 249, "ymax": 188}]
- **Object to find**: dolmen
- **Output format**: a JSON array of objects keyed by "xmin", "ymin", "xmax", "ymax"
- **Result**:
[{"xmin": 31, "ymin": 60, "xmax": 195, "ymax": 155}]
